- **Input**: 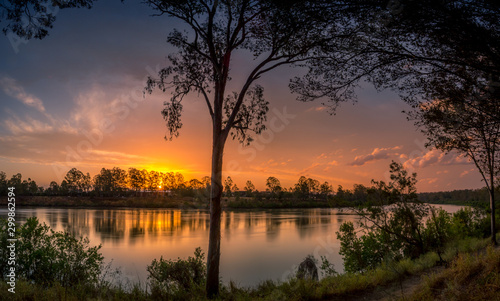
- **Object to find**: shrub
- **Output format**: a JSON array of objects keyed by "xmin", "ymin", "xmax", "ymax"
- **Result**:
[
  {"xmin": 147, "ymin": 247, "xmax": 206, "ymax": 298},
  {"xmin": 0, "ymin": 217, "xmax": 103, "ymax": 287}
]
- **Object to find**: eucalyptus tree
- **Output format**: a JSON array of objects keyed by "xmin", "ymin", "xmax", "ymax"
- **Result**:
[
  {"xmin": 410, "ymin": 92, "xmax": 500, "ymax": 245},
  {"xmin": 0, "ymin": 0, "xmax": 95, "ymax": 39},
  {"xmin": 299, "ymin": 0, "xmax": 500, "ymax": 117},
  {"xmin": 143, "ymin": 0, "xmax": 363, "ymax": 296}
]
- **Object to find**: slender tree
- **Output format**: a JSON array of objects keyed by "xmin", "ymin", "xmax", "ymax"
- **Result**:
[
  {"xmin": 411, "ymin": 94, "xmax": 500, "ymax": 245},
  {"xmin": 143, "ymin": 1, "xmax": 362, "ymax": 296},
  {"xmin": 244, "ymin": 180, "xmax": 255, "ymax": 194}
]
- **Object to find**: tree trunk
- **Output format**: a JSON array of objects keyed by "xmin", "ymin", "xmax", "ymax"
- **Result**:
[
  {"xmin": 206, "ymin": 133, "xmax": 225, "ymax": 298},
  {"xmin": 489, "ymin": 173, "xmax": 497, "ymax": 245}
]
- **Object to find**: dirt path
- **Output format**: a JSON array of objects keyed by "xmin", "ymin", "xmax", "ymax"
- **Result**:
[
  {"xmin": 331, "ymin": 266, "xmax": 445, "ymax": 301},
  {"xmin": 334, "ymin": 244, "xmax": 500, "ymax": 301}
]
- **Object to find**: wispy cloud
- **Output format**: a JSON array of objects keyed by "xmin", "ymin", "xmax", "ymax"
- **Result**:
[
  {"xmin": 460, "ymin": 168, "xmax": 475, "ymax": 178},
  {"xmin": 0, "ymin": 76, "xmax": 46, "ymax": 113},
  {"xmin": 349, "ymin": 146, "xmax": 402, "ymax": 166},
  {"xmin": 306, "ymin": 106, "xmax": 328, "ymax": 112}
]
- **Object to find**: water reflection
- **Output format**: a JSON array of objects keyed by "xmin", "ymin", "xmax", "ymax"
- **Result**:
[{"xmin": 6, "ymin": 205, "xmax": 463, "ymax": 287}]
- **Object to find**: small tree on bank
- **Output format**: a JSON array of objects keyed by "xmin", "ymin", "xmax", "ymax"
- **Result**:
[{"xmin": 411, "ymin": 94, "xmax": 500, "ymax": 245}]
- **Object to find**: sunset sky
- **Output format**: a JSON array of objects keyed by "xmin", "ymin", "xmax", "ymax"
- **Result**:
[{"xmin": 0, "ymin": 1, "xmax": 482, "ymax": 192}]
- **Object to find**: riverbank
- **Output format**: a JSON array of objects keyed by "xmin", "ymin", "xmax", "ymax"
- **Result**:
[
  {"xmin": 2, "ymin": 195, "xmax": 334, "ymax": 209},
  {"xmin": 1, "ymin": 235, "xmax": 498, "ymax": 300}
]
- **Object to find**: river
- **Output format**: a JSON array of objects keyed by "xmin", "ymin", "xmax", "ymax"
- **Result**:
[{"xmin": 1, "ymin": 204, "xmax": 463, "ymax": 287}]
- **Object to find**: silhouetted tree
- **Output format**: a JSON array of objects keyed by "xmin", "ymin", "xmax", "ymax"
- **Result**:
[
  {"xmin": 64, "ymin": 168, "xmax": 86, "ymax": 195},
  {"xmin": 128, "ymin": 167, "xmax": 143, "ymax": 195},
  {"xmin": 411, "ymin": 95, "xmax": 500, "ymax": 245},
  {"xmin": 265, "ymin": 176, "xmax": 282, "ymax": 196},
  {"xmin": 47, "ymin": 181, "xmax": 60, "ymax": 196},
  {"xmin": 0, "ymin": 171, "xmax": 7, "ymax": 195},
  {"xmin": 320, "ymin": 181, "xmax": 333, "ymax": 199},
  {"xmin": 7, "ymin": 173, "xmax": 23, "ymax": 194},
  {"xmin": 0, "ymin": 0, "xmax": 95, "ymax": 40},
  {"xmin": 111, "ymin": 167, "xmax": 128, "ymax": 193},
  {"xmin": 244, "ymin": 180, "xmax": 255, "ymax": 195},
  {"xmin": 143, "ymin": 1, "xmax": 365, "ymax": 296},
  {"xmin": 148, "ymin": 170, "xmax": 161, "ymax": 193},
  {"xmin": 223, "ymin": 176, "xmax": 234, "ymax": 197}
]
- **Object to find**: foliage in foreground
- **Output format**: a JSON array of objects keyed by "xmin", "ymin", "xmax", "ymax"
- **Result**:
[
  {"xmin": 0, "ymin": 217, "xmax": 104, "ymax": 287},
  {"xmin": 336, "ymin": 161, "xmax": 492, "ymax": 273},
  {"xmin": 147, "ymin": 247, "xmax": 206, "ymax": 299},
  {"xmin": 0, "ymin": 235, "xmax": 494, "ymax": 301}
]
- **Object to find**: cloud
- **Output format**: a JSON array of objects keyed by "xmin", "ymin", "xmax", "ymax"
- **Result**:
[
  {"xmin": 299, "ymin": 163, "xmax": 320, "ymax": 174},
  {"xmin": 403, "ymin": 149, "xmax": 471, "ymax": 169},
  {"xmin": 349, "ymin": 146, "xmax": 402, "ymax": 166},
  {"xmin": 423, "ymin": 178, "xmax": 438, "ymax": 184},
  {"xmin": 460, "ymin": 169, "xmax": 475, "ymax": 178},
  {"xmin": 306, "ymin": 106, "xmax": 327, "ymax": 112},
  {"xmin": 0, "ymin": 77, "xmax": 46, "ymax": 112}
]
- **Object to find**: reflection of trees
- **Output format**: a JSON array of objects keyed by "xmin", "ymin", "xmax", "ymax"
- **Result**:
[
  {"xmin": 94, "ymin": 210, "xmax": 126, "ymax": 243},
  {"xmin": 63, "ymin": 209, "xmax": 91, "ymax": 238},
  {"xmin": 128, "ymin": 210, "xmax": 210, "ymax": 243},
  {"xmin": 46, "ymin": 210, "xmax": 58, "ymax": 229},
  {"xmin": 265, "ymin": 214, "xmax": 281, "ymax": 242},
  {"xmin": 294, "ymin": 209, "xmax": 325, "ymax": 239}
]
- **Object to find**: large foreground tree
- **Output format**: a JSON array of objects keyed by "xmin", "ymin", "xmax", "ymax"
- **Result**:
[{"xmin": 143, "ymin": 0, "xmax": 364, "ymax": 297}]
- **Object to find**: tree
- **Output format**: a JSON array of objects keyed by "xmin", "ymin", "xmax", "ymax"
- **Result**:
[
  {"xmin": 64, "ymin": 168, "xmax": 86, "ymax": 195},
  {"xmin": 411, "ymin": 95, "xmax": 500, "ymax": 245},
  {"xmin": 143, "ymin": 2, "xmax": 362, "ymax": 296},
  {"xmin": 294, "ymin": 176, "xmax": 319, "ymax": 199},
  {"xmin": 244, "ymin": 180, "xmax": 255, "ymax": 195},
  {"xmin": 265, "ymin": 176, "xmax": 281, "ymax": 195},
  {"xmin": 112, "ymin": 167, "xmax": 128, "ymax": 193},
  {"xmin": 128, "ymin": 167, "xmax": 143, "ymax": 195},
  {"xmin": 302, "ymin": 0, "xmax": 500, "ymax": 120},
  {"xmin": 0, "ymin": 171, "xmax": 7, "ymax": 195},
  {"xmin": 337, "ymin": 162, "xmax": 430, "ymax": 272},
  {"xmin": 7, "ymin": 173, "xmax": 22, "ymax": 193},
  {"xmin": 148, "ymin": 170, "xmax": 161, "ymax": 193},
  {"xmin": 47, "ymin": 181, "xmax": 60, "ymax": 196},
  {"xmin": 0, "ymin": 0, "xmax": 95, "ymax": 40},
  {"xmin": 189, "ymin": 178, "xmax": 204, "ymax": 190},
  {"xmin": 223, "ymin": 176, "xmax": 234, "ymax": 197},
  {"xmin": 319, "ymin": 181, "xmax": 332, "ymax": 199}
]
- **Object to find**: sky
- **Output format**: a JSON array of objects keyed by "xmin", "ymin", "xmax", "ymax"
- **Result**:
[{"xmin": 0, "ymin": 1, "xmax": 483, "ymax": 192}]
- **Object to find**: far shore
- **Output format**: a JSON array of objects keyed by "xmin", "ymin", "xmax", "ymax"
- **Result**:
[{"xmin": 0, "ymin": 194, "xmax": 479, "ymax": 210}]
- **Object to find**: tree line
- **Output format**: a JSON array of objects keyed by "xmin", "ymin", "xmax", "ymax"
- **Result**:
[{"xmin": 0, "ymin": 167, "xmax": 335, "ymax": 200}]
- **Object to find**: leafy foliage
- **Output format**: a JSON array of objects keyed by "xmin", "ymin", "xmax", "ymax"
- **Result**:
[
  {"xmin": 0, "ymin": 0, "xmax": 95, "ymax": 39},
  {"xmin": 0, "ymin": 217, "xmax": 103, "ymax": 287},
  {"xmin": 337, "ymin": 162, "xmax": 490, "ymax": 273},
  {"xmin": 147, "ymin": 247, "xmax": 206, "ymax": 298}
]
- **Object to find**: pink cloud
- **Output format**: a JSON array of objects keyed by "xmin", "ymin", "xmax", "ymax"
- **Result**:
[
  {"xmin": 403, "ymin": 149, "xmax": 471, "ymax": 169},
  {"xmin": 349, "ymin": 146, "xmax": 402, "ymax": 166}
]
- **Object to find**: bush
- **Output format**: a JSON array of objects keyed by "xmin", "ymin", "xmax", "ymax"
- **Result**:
[
  {"xmin": 0, "ymin": 217, "xmax": 103, "ymax": 287},
  {"xmin": 451, "ymin": 207, "xmax": 489, "ymax": 238},
  {"xmin": 147, "ymin": 247, "xmax": 206, "ymax": 299}
]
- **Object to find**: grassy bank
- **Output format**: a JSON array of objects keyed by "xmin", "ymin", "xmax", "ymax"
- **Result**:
[{"xmin": 1, "ymin": 235, "xmax": 497, "ymax": 300}]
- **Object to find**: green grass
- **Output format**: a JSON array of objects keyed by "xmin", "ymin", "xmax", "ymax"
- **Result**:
[
  {"xmin": 1, "ymin": 235, "xmax": 497, "ymax": 300},
  {"xmin": 405, "ymin": 245, "xmax": 500, "ymax": 300}
]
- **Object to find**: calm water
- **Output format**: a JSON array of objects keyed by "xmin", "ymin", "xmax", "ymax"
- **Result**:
[{"xmin": 2, "ymin": 204, "xmax": 462, "ymax": 287}]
